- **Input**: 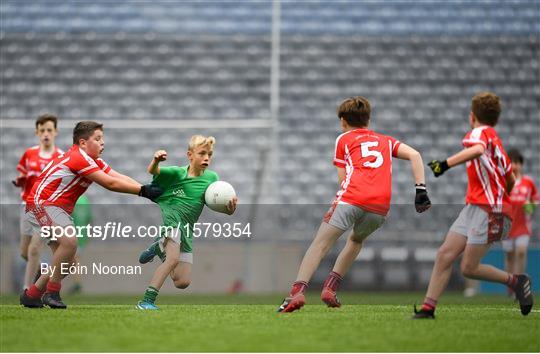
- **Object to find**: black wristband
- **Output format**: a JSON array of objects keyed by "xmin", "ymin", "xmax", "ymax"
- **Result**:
[{"xmin": 441, "ymin": 160, "xmax": 449, "ymax": 171}]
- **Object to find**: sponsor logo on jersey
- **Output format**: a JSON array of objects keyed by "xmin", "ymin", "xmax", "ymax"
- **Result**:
[{"xmin": 173, "ymin": 188, "xmax": 186, "ymax": 197}]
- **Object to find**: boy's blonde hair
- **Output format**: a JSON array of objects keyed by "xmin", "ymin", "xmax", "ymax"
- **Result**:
[{"xmin": 188, "ymin": 135, "xmax": 216, "ymax": 151}]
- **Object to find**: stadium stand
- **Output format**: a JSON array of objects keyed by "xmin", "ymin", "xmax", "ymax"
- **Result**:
[{"xmin": 1, "ymin": 1, "xmax": 538, "ymax": 242}]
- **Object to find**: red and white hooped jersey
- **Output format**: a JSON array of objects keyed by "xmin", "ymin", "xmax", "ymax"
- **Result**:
[
  {"xmin": 509, "ymin": 175, "xmax": 538, "ymax": 238},
  {"xmin": 332, "ymin": 128, "xmax": 401, "ymax": 216},
  {"xmin": 17, "ymin": 145, "xmax": 64, "ymax": 201},
  {"xmin": 462, "ymin": 126, "xmax": 512, "ymax": 216},
  {"xmin": 26, "ymin": 144, "xmax": 111, "ymax": 214}
]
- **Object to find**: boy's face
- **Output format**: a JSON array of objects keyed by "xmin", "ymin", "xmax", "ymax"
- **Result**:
[
  {"xmin": 35, "ymin": 121, "xmax": 57, "ymax": 147},
  {"xmin": 187, "ymin": 144, "xmax": 213, "ymax": 170},
  {"xmin": 511, "ymin": 161, "xmax": 522, "ymax": 175},
  {"xmin": 80, "ymin": 129, "xmax": 105, "ymax": 159}
]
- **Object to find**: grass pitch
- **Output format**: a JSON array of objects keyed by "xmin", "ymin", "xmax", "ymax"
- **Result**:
[{"xmin": 1, "ymin": 292, "xmax": 538, "ymax": 352}]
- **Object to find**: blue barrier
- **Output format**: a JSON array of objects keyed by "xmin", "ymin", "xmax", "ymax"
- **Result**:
[{"xmin": 480, "ymin": 248, "xmax": 540, "ymax": 294}]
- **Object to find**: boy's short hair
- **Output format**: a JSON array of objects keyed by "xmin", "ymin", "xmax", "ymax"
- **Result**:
[
  {"xmin": 507, "ymin": 148, "xmax": 524, "ymax": 164},
  {"xmin": 471, "ymin": 92, "xmax": 501, "ymax": 126},
  {"xmin": 337, "ymin": 96, "xmax": 371, "ymax": 127},
  {"xmin": 188, "ymin": 135, "xmax": 216, "ymax": 151},
  {"xmin": 35, "ymin": 113, "xmax": 58, "ymax": 129},
  {"xmin": 73, "ymin": 121, "xmax": 103, "ymax": 145}
]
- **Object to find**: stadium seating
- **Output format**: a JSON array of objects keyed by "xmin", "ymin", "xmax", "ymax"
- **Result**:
[{"xmin": 1, "ymin": 1, "xmax": 538, "ymax": 242}]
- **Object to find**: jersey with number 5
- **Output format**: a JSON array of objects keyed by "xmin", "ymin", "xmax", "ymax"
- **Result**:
[
  {"xmin": 462, "ymin": 126, "xmax": 512, "ymax": 216},
  {"xmin": 333, "ymin": 128, "xmax": 401, "ymax": 216}
]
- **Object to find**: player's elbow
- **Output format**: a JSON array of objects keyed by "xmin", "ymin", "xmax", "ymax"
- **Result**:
[{"xmin": 409, "ymin": 150, "xmax": 422, "ymax": 162}]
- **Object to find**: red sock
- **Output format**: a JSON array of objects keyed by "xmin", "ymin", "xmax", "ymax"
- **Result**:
[
  {"xmin": 506, "ymin": 274, "xmax": 518, "ymax": 290},
  {"xmin": 422, "ymin": 297, "xmax": 437, "ymax": 311},
  {"xmin": 323, "ymin": 271, "xmax": 343, "ymax": 292},
  {"xmin": 26, "ymin": 284, "xmax": 45, "ymax": 299},
  {"xmin": 289, "ymin": 281, "xmax": 308, "ymax": 296},
  {"xmin": 46, "ymin": 281, "xmax": 61, "ymax": 294}
]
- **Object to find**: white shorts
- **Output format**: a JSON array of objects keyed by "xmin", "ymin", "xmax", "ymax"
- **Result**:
[
  {"xmin": 24, "ymin": 206, "xmax": 74, "ymax": 243},
  {"xmin": 323, "ymin": 202, "xmax": 386, "ymax": 241},
  {"xmin": 20, "ymin": 202, "xmax": 33, "ymax": 237},
  {"xmin": 159, "ymin": 230, "xmax": 193, "ymax": 264},
  {"xmin": 449, "ymin": 205, "xmax": 511, "ymax": 245},
  {"xmin": 502, "ymin": 235, "xmax": 530, "ymax": 252}
]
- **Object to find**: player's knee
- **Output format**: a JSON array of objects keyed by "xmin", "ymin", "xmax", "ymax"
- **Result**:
[
  {"xmin": 460, "ymin": 262, "xmax": 478, "ymax": 278},
  {"xmin": 63, "ymin": 235, "xmax": 78, "ymax": 249},
  {"xmin": 436, "ymin": 247, "xmax": 456, "ymax": 265},
  {"xmin": 515, "ymin": 248, "xmax": 527, "ymax": 259},
  {"xmin": 164, "ymin": 257, "xmax": 180, "ymax": 269},
  {"xmin": 174, "ymin": 279, "xmax": 191, "ymax": 289},
  {"xmin": 27, "ymin": 243, "xmax": 41, "ymax": 258}
]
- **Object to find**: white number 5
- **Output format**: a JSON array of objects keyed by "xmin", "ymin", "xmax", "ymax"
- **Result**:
[{"xmin": 361, "ymin": 141, "xmax": 383, "ymax": 168}]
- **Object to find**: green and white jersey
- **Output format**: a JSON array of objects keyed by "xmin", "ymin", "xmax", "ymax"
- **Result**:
[{"xmin": 152, "ymin": 165, "xmax": 218, "ymax": 252}]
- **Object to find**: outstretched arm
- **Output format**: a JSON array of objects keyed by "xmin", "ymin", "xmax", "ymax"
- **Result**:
[
  {"xmin": 108, "ymin": 168, "xmax": 139, "ymax": 185},
  {"xmin": 86, "ymin": 170, "xmax": 141, "ymax": 194},
  {"xmin": 447, "ymin": 144, "xmax": 485, "ymax": 168},
  {"xmin": 429, "ymin": 144, "xmax": 485, "ymax": 177},
  {"xmin": 86, "ymin": 170, "xmax": 163, "ymax": 200}
]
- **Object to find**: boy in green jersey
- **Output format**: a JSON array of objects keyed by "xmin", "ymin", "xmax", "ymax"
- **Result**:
[{"xmin": 137, "ymin": 135, "xmax": 237, "ymax": 310}]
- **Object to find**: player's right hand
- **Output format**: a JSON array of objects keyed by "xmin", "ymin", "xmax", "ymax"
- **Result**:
[
  {"xmin": 154, "ymin": 150, "xmax": 167, "ymax": 162},
  {"xmin": 428, "ymin": 160, "xmax": 449, "ymax": 177},
  {"xmin": 139, "ymin": 183, "xmax": 164, "ymax": 202},
  {"xmin": 414, "ymin": 184, "xmax": 431, "ymax": 213}
]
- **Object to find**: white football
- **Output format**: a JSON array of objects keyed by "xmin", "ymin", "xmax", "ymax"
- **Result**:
[{"xmin": 205, "ymin": 181, "xmax": 236, "ymax": 213}]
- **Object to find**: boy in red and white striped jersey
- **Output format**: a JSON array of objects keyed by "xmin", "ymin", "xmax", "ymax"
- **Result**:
[
  {"xmin": 414, "ymin": 92, "xmax": 533, "ymax": 319},
  {"xmin": 278, "ymin": 96, "xmax": 431, "ymax": 313},
  {"xmin": 20, "ymin": 121, "xmax": 162, "ymax": 309},
  {"xmin": 14, "ymin": 114, "xmax": 63, "ymax": 291},
  {"xmin": 503, "ymin": 149, "xmax": 538, "ymax": 288}
]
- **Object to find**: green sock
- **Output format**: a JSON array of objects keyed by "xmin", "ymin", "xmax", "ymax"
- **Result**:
[{"xmin": 143, "ymin": 286, "xmax": 159, "ymax": 304}]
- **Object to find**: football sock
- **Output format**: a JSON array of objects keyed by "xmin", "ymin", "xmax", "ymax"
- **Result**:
[
  {"xmin": 143, "ymin": 286, "xmax": 159, "ymax": 304},
  {"xmin": 46, "ymin": 281, "xmax": 61, "ymax": 294},
  {"xmin": 323, "ymin": 271, "xmax": 343, "ymax": 292},
  {"xmin": 421, "ymin": 297, "xmax": 437, "ymax": 311},
  {"xmin": 26, "ymin": 284, "xmax": 45, "ymax": 299},
  {"xmin": 506, "ymin": 274, "xmax": 518, "ymax": 289},
  {"xmin": 289, "ymin": 281, "xmax": 308, "ymax": 296}
]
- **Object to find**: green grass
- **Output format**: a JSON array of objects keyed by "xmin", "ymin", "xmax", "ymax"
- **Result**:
[{"xmin": 1, "ymin": 293, "xmax": 538, "ymax": 352}]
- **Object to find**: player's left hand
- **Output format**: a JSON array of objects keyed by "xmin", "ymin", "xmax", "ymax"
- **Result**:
[
  {"xmin": 226, "ymin": 197, "xmax": 238, "ymax": 215},
  {"xmin": 428, "ymin": 160, "xmax": 449, "ymax": 177},
  {"xmin": 12, "ymin": 175, "xmax": 26, "ymax": 188},
  {"xmin": 414, "ymin": 184, "xmax": 431, "ymax": 213},
  {"xmin": 139, "ymin": 183, "xmax": 164, "ymax": 202}
]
